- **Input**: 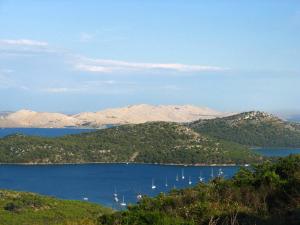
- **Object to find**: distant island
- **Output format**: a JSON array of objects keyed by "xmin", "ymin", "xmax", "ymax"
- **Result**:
[
  {"xmin": 0, "ymin": 104, "xmax": 231, "ymax": 128},
  {"xmin": 1, "ymin": 111, "xmax": 300, "ymax": 165}
]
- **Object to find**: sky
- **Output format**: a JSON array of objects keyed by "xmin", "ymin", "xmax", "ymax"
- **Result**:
[{"xmin": 0, "ymin": 0, "xmax": 300, "ymax": 114}]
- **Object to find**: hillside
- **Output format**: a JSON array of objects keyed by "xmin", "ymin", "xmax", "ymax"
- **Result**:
[
  {"xmin": 99, "ymin": 155, "xmax": 300, "ymax": 225},
  {"xmin": 0, "ymin": 122, "xmax": 261, "ymax": 165},
  {"xmin": 0, "ymin": 104, "xmax": 229, "ymax": 128},
  {"xmin": 0, "ymin": 190, "xmax": 112, "ymax": 225},
  {"xmin": 190, "ymin": 111, "xmax": 300, "ymax": 148}
]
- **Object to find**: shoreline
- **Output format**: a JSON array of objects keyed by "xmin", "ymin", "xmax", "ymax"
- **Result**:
[{"xmin": 0, "ymin": 161, "xmax": 241, "ymax": 167}]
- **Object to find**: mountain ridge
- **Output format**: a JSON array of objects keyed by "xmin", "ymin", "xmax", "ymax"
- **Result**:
[
  {"xmin": 0, "ymin": 104, "xmax": 232, "ymax": 128},
  {"xmin": 190, "ymin": 111, "xmax": 300, "ymax": 148}
]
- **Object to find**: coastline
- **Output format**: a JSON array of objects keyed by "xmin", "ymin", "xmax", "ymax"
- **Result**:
[{"xmin": 0, "ymin": 161, "xmax": 240, "ymax": 167}]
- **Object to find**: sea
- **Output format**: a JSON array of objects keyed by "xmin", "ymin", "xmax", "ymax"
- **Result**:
[{"xmin": 0, "ymin": 128, "xmax": 299, "ymax": 209}]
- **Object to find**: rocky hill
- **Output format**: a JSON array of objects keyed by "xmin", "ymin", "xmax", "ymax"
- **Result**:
[
  {"xmin": 0, "ymin": 122, "xmax": 261, "ymax": 165},
  {"xmin": 190, "ymin": 111, "xmax": 300, "ymax": 148},
  {"xmin": 0, "ymin": 105, "xmax": 230, "ymax": 128}
]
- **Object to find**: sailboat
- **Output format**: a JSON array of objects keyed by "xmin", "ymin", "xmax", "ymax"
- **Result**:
[
  {"xmin": 176, "ymin": 173, "xmax": 179, "ymax": 182},
  {"xmin": 120, "ymin": 196, "xmax": 126, "ymax": 206},
  {"xmin": 199, "ymin": 171, "xmax": 204, "ymax": 182},
  {"xmin": 137, "ymin": 194, "xmax": 142, "ymax": 200},
  {"xmin": 113, "ymin": 187, "xmax": 119, "ymax": 202},
  {"xmin": 211, "ymin": 168, "xmax": 214, "ymax": 179},
  {"xmin": 181, "ymin": 169, "xmax": 185, "ymax": 180},
  {"xmin": 151, "ymin": 179, "xmax": 156, "ymax": 189},
  {"xmin": 188, "ymin": 176, "xmax": 192, "ymax": 185},
  {"xmin": 165, "ymin": 177, "xmax": 168, "ymax": 187},
  {"xmin": 218, "ymin": 168, "xmax": 224, "ymax": 177}
]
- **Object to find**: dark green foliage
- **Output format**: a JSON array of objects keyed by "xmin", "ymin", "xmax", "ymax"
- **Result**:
[
  {"xmin": 0, "ymin": 122, "xmax": 261, "ymax": 164},
  {"xmin": 190, "ymin": 111, "xmax": 300, "ymax": 147},
  {"xmin": 0, "ymin": 190, "xmax": 112, "ymax": 225},
  {"xmin": 99, "ymin": 155, "xmax": 300, "ymax": 225}
]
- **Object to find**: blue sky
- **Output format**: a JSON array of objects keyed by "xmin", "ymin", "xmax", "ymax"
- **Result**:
[{"xmin": 0, "ymin": 0, "xmax": 299, "ymax": 114}]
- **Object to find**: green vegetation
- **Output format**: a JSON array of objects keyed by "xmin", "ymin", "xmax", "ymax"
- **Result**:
[
  {"xmin": 0, "ymin": 122, "xmax": 261, "ymax": 164},
  {"xmin": 0, "ymin": 190, "xmax": 112, "ymax": 225},
  {"xmin": 99, "ymin": 155, "xmax": 300, "ymax": 225},
  {"xmin": 190, "ymin": 111, "xmax": 300, "ymax": 148}
]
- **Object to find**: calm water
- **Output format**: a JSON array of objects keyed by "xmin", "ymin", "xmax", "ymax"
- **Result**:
[
  {"xmin": 0, "ymin": 164, "xmax": 238, "ymax": 209},
  {"xmin": 0, "ymin": 128, "xmax": 95, "ymax": 137},
  {"xmin": 0, "ymin": 128, "xmax": 299, "ymax": 209}
]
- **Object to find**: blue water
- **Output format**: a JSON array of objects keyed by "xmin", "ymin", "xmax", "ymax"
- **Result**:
[
  {"xmin": 254, "ymin": 148, "xmax": 300, "ymax": 157},
  {"xmin": 0, "ymin": 128, "xmax": 299, "ymax": 209},
  {"xmin": 0, "ymin": 164, "xmax": 238, "ymax": 209},
  {"xmin": 0, "ymin": 128, "xmax": 96, "ymax": 137}
]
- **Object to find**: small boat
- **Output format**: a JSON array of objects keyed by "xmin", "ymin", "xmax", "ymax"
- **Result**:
[
  {"xmin": 113, "ymin": 187, "xmax": 119, "ymax": 202},
  {"xmin": 165, "ymin": 177, "xmax": 168, "ymax": 187},
  {"xmin": 176, "ymin": 173, "xmax": 179, "ymax": 182},
  {"xmin": 120, "ymin": 196, "xmax": 126, "ymax": 206},
  {"xmin": 181, "ymin": 169, "xmax": 185, "ymax": 180},
  {"xmin": 218, "ymin": 168, "xmax": 224, "ymax": 177},
  {"xmin": 137, "ymin": 194, "xmax": 142, "ymax": 200},
  {"xmin": 188, "ymin": 176, "xmax": 192, "ymax": 185},
  {"xmin": 151, "ymin": 179, "xmax": 156, "ymax": 189},
  {"xmin": 83, "ymin": 197, "xmax": 88, "ymax": 201},
  {"xmin": 113, "ymin": 187, "xmax": 118, "ymax": 197},
  {"xmin": 199, "ymin": 171, "xmax": 204, "ymax": 182},
  {"xmin": 211, "ymin": 168, "xmax": 214, "ymax": 179}
]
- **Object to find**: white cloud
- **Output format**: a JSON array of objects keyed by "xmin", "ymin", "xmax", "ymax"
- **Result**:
[
  {"xmin": 75, "ymin": 64, "xmax": 112, "ymax": 73},
  {"xmin": 0, "ymin": 39, "xmax": 48, "ymax": 47},
  {"xmin": 73, "ymin": 56, "xmax": 227, "ymax": 74},
  {"xmin": 0, "ymin": 38, "xmax": 227, "ymax": 75}
]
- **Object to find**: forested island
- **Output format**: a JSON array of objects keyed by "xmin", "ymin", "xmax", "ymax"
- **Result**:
[
  {"xmin": 0, "ymin": 121, "xmax": 261, "ymax": 165},
  {"xmin": 1, "ymin": 111, "xmax": 300, "ymax": 165}
]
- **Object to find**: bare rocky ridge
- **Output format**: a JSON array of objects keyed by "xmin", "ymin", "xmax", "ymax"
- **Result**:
[{"xmin": 0, "ymin": 104, "xmax": 232, "ymax": 128}]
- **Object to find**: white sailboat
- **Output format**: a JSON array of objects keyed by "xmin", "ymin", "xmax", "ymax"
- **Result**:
[
  {"xmin": 218, "ymin": 168, "xmax": 224, "ymax": 177},
  {"xmin": 120, "ymin": 196, "xmax": 126, "ymax": 206},
  {"xmin": 176, "ymin": 173, "xmax": 179, "ymax": 182},
  {"xmin": 165, "ymin": 177, "xmax": 168, "ymax": 187},
  {"xmin": 137, "ymin": 194, "xmax": 142, "ymax": 200},
  {"xmin": 199, "ymin": 171, "xmax": 204, "ymax": 182},
  {"xmin": 113, "ymin": 187, "xmax": 119, "ymax": 202},
  {"xmin": 211, "ymin": 168, "xmax": 214, "ymax": 179},
  {"xmin": 151, "ymin": 179, "xmax": 156, "ymax": 189},
  {"xmin": 181, "ymin": 169, "xmax": 185, "ymax": 180},
  {"xmin": 188, "ymin": 176, "xmax": 192, "ymax": 185}
]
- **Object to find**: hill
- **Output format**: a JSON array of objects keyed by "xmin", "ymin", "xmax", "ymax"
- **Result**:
[
  {"xmin": 0, "ymin": 104, "xmax": 229, "ymax": 128},
  {"xmin": 100, "ymin": 155, "xmax": 300, "ymax": 225},
  {"xmin": 190, "ymin": 111, "xmax": 300, "ymax": 148},
  {"xmin": 0, "ymin": 190, "xmax": 112, "ymax": 225},
  {"xmin": 0, "ymin": 122, "xmax": 261, "ymax": 165}
]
